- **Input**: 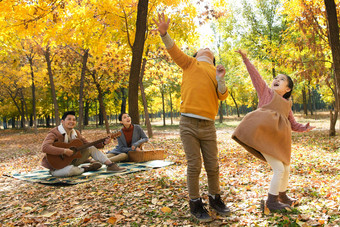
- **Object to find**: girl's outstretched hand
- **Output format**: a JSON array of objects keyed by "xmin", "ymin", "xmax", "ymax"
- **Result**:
[
  {"xmin": 305, "ymin": 123, "xmax": 316, "ymax": 132},
  {"xmin": 236, "ymin": 49, "xmax": 247, "ymax": 60},
  {"xmin": 153, "ymin": 12, "xmax": 170, "ymax": 36},
  {"xmin": 216, "ymin": 65, "xmax": 226, "ymax": 79}
]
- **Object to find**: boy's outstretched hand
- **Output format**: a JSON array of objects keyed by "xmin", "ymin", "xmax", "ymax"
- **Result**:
[
  {"xmin": 216, "ymin": 65, "xmax": 226, "ymax": 79},
  {"xmin": 153, "ymin": 12, "xmax": 170, "ymax": 36}
]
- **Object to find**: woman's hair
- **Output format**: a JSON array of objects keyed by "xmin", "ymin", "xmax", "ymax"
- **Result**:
[
  {"xmin": 118, "ymin": 113, "xmax": 127, "ymax": 121},
  {"xmin": 282, "ymin": 74, "xmax": 294, "ymax": 100},
  {"xmin": 193, "ymin": 52, "xmax": 216, "ymax": 66}
]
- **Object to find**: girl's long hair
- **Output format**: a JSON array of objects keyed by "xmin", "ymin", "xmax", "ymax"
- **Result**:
[{"xmin": 282, "ymin": 74, "xmax": 294, "ymax": 100}]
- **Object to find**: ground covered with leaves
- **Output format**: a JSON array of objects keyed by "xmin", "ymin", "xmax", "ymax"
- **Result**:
[{"xmin": 0, "ymin": 114, "xmax": 339, "ymax": 226}]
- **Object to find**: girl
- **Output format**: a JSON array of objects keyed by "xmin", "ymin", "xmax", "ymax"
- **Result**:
[
  {"xmin": 232, "ymin": 50, "xmax": 315, "ymax": 212},
  {"xmin": 107, "ymin": 113, "xmax": 148, "ymax": 162}
]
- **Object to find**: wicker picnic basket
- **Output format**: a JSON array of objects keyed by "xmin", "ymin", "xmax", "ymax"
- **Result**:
[{"xmin": 128, "ymin": 143, "xmax": 165, "ymax": 162}]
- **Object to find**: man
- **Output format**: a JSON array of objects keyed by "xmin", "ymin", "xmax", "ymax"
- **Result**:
[
  {"xmin": 154, "ymin": 13, "xmax": 230, "ymax": 222},
  {"xmin": 41, "ymin": 111, "xmax": 126, "ymax": 177}
]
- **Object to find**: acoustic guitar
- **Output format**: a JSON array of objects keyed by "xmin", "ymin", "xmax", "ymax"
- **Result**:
[{"xmin": 47, "ymin": 131, "xmax": 121, "ymax": 170}]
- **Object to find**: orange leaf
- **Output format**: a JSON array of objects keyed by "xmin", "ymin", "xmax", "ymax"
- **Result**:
[
  {"xmin": 161, "ymin": 207, "xmax": 172, "ymax": 213},
  {"xmin": 264, "ymin": 205, "xmax": 270, "ymax": 215},
  {"xmin": 83, "ymin": 217, "xmax": 91, "ymax": 223},
  {"xmin": 318, "ymin": 220, "xmax": 325, "ymax": 225},
  {"xmin": 108, "ymin": 217, "xmax": 117, "ymax": 224}
]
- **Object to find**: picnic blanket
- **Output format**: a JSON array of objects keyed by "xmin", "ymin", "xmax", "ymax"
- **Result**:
[{"xmin": 7, "ymin": 160, "xmax": 174, "ymax": 186}]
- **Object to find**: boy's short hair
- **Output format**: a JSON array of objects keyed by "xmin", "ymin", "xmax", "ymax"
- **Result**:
[{"xmin": 62, "ymin": 111, "xmax": 76, "ymax": 120}]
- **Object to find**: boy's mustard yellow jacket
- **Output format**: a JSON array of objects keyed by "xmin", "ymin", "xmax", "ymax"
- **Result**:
[{"xmin": 167, "ymin": 44, "xmax": 228, "ymax": 120}]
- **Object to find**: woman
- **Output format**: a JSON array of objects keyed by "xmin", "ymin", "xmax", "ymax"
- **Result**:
[{"xmin": 107, "ymin": 113, "xmax": 148, "ymax": 162}]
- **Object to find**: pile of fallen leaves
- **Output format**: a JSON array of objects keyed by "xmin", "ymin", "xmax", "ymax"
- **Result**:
[{"xmin": 0, "ymin": 114, "xmax": 339, "ymax": 226}]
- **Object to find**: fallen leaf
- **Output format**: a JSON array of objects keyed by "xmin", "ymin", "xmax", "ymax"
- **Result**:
[
  {"xmin": 107, "ymin": 217, "xmax": 117, "ymax": 224},
  {"xmin": 161, "ymin": 207, "xmax": 172, "ymax": 213}
]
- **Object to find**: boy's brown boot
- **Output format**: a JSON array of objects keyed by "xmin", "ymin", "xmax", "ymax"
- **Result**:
[
  {"xmin": 278, "ymin": 191, "xmax": 298, "ymax": 206},
  {"xmin": 106, "ymin": 163, "xmax": 126, "ymax": 172},
  {"xmin": 189, "ymin": 198, "xmax": 213, "ymax": 223},
  {"xmin": 209, "ymin": 194, "xmax": 230, "ymax": 216},
  {"xmin": 265, "ymin": 193, "xmax": 291, "ymax": 212}
]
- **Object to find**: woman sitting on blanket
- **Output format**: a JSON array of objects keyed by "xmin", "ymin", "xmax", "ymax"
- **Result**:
[{"xmin": 107, "ymin": 113, "xmax": 149, "ymax": 162}]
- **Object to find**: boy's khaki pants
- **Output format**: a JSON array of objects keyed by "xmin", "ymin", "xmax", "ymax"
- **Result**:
[{"xmin": 179, "ymin": 115, "xmax": 220, "ymax": 199}]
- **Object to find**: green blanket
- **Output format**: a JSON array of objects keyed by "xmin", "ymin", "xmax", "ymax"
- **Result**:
[{"xmin": 7, "ymin": 160, "xmax": 174, "ymax": 186}]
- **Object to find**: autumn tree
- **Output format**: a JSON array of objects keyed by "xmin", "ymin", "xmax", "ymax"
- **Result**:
[
  {"xmin": 324, "ymin": 0, "xmax": 340, "ymax": 136},
  {"xmin": 282, "ymin": 0, "xmax": 339, "ymax": 135}
]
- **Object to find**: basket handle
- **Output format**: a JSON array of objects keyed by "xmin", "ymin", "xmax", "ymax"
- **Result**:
[{"xmin": 140, "ymin": 142, "xmax": 155, "ymax": 150}]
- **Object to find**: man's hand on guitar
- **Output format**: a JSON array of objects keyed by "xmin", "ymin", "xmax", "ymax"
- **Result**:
[{"xmin": 63, "ymin": 149, "xmax": 74, "ymax": 157}]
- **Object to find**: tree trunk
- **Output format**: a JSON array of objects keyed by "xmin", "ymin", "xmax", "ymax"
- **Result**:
[
  {"xmin": 121, "ymin": 87, "xmax": 126, "ymax": 114},
  {"xmin": 3, "ymin": 117, "xmax": 7, "ymax": 129},
  {"xmin": 20, "ymin": 99, "xmax": 25, "ymax": 128},
  {"xmin": 78, "ymin": 49, "xmax": 89, "ymax": 132},
  {"xmin": 324, "ymin": 0, "xmax": 340, "ymax": 107},
  {"xmin": 170, "ymin": 92, "xmax": 173, "ymax": 125},
  {"xmin": 302, "ymin": 86, "xmax": 308, "ymax": 115},
  {"xmin": 139, "ymin": 58, "xmax": 153, "ymax": 138},
  {"xmin": 128, "ymin": 0, "xmax": 148, "ymax": 125},
  {"xmin": 272, "ymin": 59, "xmax": 276, "ymax": 78},
  {"xmin": 44, "ymin": 47, "xmax": 60, "ymax": 125},
  {"xmin": 19, "ymin": 89, "xmax": 27, "ymax": 129},
  {"xmin": 329, "ymin": 106, "xmax": 338, "ymax": 136},
  {"xmin": 28, "ymin": 56, "xmax": 37, "ymax": 133},
  {"xmin": 308, "ymin": 86, "xmax": 313, "ymax": 115},
  {"xmin": 230, "ymin": 91, "xmax": 240, "ymax": 117},
  {"xmin": 99, "ymin": 107, "xmax": 103, "ymax": 125},
  {"xmin": 219, "ymin": 101, "xmax": 224, "ymax": 123},
  {"xmin": 329, "ymin": 83, "xmax": 339, "ymax": 136},
  {"xmin": 95, "ymin": 101, "xmax": 98, "ymax": 128},
  {"xmin": 161, "ymin": 88, "xmax": 166, "ymax": 126},
  {"xmin": 11, "ymin": 117, "xmax": 15, "ymax": 128},
  {"xmin": 84, "ymin": 100, "xmax": 89, "ymax": 126},
  {"xmin": 30, "ymin": 114, "xmax": 33, "ymax": 127},
  {"xmin": 6, "ymin": 87, "xmax": 24, "ymax": 127},
  {"xmin": 91, "ymin": 71, "xmax": 110, "ymax": 134},
  {"xmin": 46, "ymin": 115, "xmax": 51, "ymax": 127},
  {"xmin": 324, "ymin": 0, "xmax": 340, "ymax": 136}
]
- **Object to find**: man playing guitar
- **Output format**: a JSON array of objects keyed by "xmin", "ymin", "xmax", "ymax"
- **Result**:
[{"xmin": 41, "ymin": 111, "xmax": 126, "ymax": 177}]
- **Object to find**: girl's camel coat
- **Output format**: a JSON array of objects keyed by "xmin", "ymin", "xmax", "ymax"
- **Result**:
[{"xmin": 232, "ymin": 92, "xmax": 292, "ymax": 165}]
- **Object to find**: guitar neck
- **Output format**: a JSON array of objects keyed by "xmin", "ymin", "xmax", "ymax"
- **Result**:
[
  {"xmin": 75, "ymin": 138, "xmax": 106, "ymax": 151},
  {"xmin": 74, "ymin": 131, "xmax": 121, "ymax": 152}
]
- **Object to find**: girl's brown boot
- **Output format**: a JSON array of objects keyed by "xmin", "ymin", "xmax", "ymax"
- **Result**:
[
  {"xmin": 265, "ymin": 193, "xmax": 291, "ymax": 212},
  {"xmin": 278, "ymin": 191, "xmax": 298, "ymax": 206}
]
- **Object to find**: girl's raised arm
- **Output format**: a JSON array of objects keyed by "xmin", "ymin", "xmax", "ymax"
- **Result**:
[{"xmin": 236, "ymin": 50, "xmax": 269, "ymax": 100}]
